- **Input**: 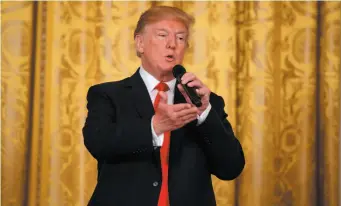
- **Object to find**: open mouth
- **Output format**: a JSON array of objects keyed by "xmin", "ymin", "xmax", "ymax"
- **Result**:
[{"xmin": 165, "ymin": 55, "xmax": 174, "ymax": 61}]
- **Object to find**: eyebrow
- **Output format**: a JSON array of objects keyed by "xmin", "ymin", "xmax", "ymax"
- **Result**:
[{"xmin": 155, "ymin": 28, "xmax": 187, "ymax": 35}]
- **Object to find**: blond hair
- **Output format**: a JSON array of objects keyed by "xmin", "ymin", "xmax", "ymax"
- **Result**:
[{"xmin": 134, "ymin": 6, "xmax": 195, "ymax": 57}]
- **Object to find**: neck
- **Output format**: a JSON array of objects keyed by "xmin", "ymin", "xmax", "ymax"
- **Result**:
[
  {"xmin": 155, "ymin": 73, "xmax": 174, "ymax": 82},
  {"xmin": 141, "ymin": 63, "xmax": 175, "ymax": 82}
]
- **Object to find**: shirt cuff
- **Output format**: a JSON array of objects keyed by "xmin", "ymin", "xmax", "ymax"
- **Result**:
[
  {"xmin": 151, "ymin": 116, "xmax": 164, "ymax": 147},
  {"xmin": 197, "ymin": 103, "xmax": 212, "ymax": 126}
]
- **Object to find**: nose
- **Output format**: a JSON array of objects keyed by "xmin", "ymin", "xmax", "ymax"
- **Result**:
[{"xmin": 166, "ymin": 35, "xmax": 176, "ymax": 49}]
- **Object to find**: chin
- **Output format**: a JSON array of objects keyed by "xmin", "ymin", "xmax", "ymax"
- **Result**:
[{"xmin": 160, "ymin": 63, "xmax": 176, "ymax": 72}]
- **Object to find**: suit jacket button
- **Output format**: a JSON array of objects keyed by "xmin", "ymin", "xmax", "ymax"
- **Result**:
[{"xmin": 153, "ymin": 181, "xmax": 158, "ymax": 187}]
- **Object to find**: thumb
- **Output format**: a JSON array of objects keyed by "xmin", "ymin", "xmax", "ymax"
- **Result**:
[{"xmin": 158, "ymin": 91, "xmax": 168, "ymax": 104}]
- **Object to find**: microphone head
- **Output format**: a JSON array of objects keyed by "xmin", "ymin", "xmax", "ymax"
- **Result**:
[{"xmin": 172, "ymin": 64, "xmax": 186, "ymax": 78}]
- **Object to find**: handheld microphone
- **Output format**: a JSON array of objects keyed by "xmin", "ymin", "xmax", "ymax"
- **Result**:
[{"xmin": 172, "ymin": 65, "xmax": 202, "ymax": 107}]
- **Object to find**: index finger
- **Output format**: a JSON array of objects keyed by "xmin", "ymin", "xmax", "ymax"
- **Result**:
[
  {"xmin": 181, "ymin": 73, "xmax": 196, "ymax": 84},
  {"xmin": 172, "ymin": 103, "xmax": 192, "ymax": 112}
]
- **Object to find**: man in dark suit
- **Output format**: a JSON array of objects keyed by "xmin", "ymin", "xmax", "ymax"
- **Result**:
[{"xmin": 83, "ymin": 5, "xmax": 245, "ymax": 206}]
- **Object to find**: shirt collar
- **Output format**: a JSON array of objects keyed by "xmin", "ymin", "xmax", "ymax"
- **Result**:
[{"xmin": 139, "ymin": 65, "xmax": 176, "ymax": 93}]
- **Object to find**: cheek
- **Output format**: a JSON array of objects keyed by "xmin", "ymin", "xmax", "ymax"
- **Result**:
[
  {"xmin": 177, "ymin": 48, "xmax": 186, "ymax": 59},
  {"xmin": 151, "ymin": 44, "xmax": 165, "ymax": 58}
]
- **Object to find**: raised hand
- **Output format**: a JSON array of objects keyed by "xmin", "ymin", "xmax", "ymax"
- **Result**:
[
  {"xmin": 153, "ymin": 91, "xmax": 199, "ymax": 135},
  {"xmin": 177, "ymin": 72, "xmax": 211, "ymax": 115}
]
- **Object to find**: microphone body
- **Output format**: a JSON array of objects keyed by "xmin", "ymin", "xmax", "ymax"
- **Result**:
[{"xmin": 172, "ymin": 65, "xmax": 202, "ymax": 107}]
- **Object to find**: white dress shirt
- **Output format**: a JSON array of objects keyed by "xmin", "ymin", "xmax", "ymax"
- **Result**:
[{"xmin": 139, "ymin": 66, "xmax": 212, "ymax": 147}]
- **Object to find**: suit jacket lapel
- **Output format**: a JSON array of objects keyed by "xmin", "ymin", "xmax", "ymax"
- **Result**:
[
  {"xmin": 171, "ymin": 81, "xmax": 187, "ymax": 144},
  {"xmin": 126, "ymin": 69, "xmax": 155, "ymax": 120},
  {"xmin": 173, "ymin": 82, "xmax": 187, "ymax": 105},
  {"xmin": 169, "ymin": 82, "xmax": 187, "ymax": 172}
]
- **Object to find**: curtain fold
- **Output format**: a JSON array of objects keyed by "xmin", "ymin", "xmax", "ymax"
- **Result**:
[
  {"xmin": 1, "ymin": 1, "xmax": 340, "ymax": 206},
  {"xmin": 1, "ymin": 2, "xmax": 34, "ymax": 205},
  {"xmin": 319, "ymin": 2, "xmax": 340, "ymax": 206}
]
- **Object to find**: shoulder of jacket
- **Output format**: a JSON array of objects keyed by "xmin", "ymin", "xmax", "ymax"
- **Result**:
[{"xmin": 89, "ymin": 77, "xmax": 129, "ymax": 91}]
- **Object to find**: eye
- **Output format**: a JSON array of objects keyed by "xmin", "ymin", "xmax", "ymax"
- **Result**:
[
  {"xmin": 158, "ymin": 33, "xmax": 167, "ymax": 37},
  {"xmin": 177, "ymin": 36, "xmax": 186, "ymax": 42}
]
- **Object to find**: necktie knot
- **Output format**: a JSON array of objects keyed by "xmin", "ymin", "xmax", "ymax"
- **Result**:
[{"xmin": 155, "ymin": 82, "xmax": 169, "ymax": 92}]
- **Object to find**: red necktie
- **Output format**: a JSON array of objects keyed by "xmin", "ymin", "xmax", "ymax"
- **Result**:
[{"xmin": 154, "ymin": 82, "xmax": 170, "ymax": 206}]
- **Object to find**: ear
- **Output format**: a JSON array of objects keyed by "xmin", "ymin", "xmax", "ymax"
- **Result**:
[{"xmin": 135, "ymin": 34, "xmax": 144, "ymax": 55}]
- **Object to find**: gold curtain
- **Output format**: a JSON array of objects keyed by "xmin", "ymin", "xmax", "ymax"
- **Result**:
[{"xmin": 1, "ymin": 1, "xmax": 340, "ymax": 206}]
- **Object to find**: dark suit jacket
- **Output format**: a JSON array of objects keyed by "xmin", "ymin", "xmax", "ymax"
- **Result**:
[{"xmin": 82, "ymin": 69, "xmax": 245, "ymax": 206}]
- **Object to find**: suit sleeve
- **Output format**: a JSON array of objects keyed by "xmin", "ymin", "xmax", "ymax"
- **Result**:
[
  {"xmin": 82, "ymin": 85, "xmax": 154, "ymax": 162},
  {"xmin": 195, "ymin": 95, "xmax": 245, "ymax": 180}
]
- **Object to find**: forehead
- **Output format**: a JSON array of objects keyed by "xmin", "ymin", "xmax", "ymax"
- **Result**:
[{"xmin": 146, "ymin": 19, "xmax": 188, "ymax": 33}]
